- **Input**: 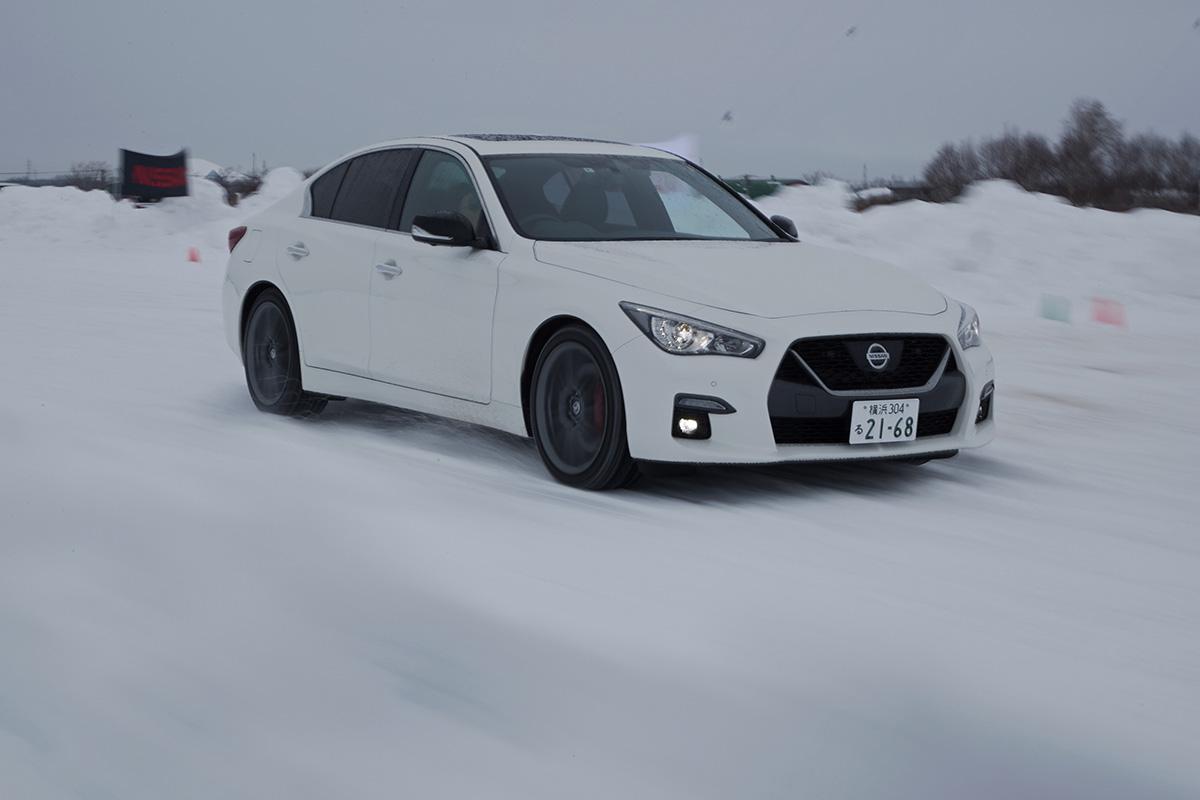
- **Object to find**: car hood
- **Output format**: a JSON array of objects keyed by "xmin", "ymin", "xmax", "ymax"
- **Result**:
[{"xmin": 533, "ymin": 240, "xmax": 947, "ymax": 319}]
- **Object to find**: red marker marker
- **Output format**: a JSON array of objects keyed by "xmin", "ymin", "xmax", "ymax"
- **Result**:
[{"xmin": 1091, "ymin": 297, "xmax": 1126, "ymax": 327}]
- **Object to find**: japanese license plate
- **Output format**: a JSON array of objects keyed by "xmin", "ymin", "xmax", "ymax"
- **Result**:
[{"xmin": 849, "ymin": 399, "xmax": 919, "ymax": 444}]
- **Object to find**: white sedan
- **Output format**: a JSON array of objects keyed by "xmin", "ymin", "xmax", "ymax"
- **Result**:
[{"xmin": 222, "ymin": 135, "xmax": 995, "ymax": 489}]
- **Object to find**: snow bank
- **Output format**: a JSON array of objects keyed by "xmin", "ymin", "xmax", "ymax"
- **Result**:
[
  {"xmin": 0, "ymin": 164, "xmax": 306, "ymax": 255},
  {"xmin": 0, "ymin": 185, "xmax": 127, "ymax": 242},
  {"xmin": 854, "ymin": 186, "xmax": 893, "ymax": 201},
  {"xmin": 246, "ymin": 167, "xmax": 304, "ymax": 207}
]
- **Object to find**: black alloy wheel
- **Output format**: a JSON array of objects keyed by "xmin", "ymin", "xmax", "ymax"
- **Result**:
[
  {"xmin": 530, "ymin": 326, "xmax": 638, "ymax": 490},
  {"xmin": 242, "ymin": 289, "xmax": 327, "ymax": 417}
]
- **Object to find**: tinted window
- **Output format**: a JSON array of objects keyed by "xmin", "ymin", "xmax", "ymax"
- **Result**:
[
  {"xmin": 328, "ymin": 149, "xmax": 413, "ymax": 228},
  {"xmin": 309, "ymin": 161, "xmax": 348, "ymax": 218},
  {"xmin": 604, "ymin": 190, "xmax": 635, "ymax": 225},
  {"xmin": 543, "ymin": 171, "xmax": 569, "ymax": 210},
  {"xmin": 398, "ymin": 151, "xmax": 485, "ymax": 234},
  {"xmin": 484, "ymin": 154, "xmax": 782, "ymax": 242}
]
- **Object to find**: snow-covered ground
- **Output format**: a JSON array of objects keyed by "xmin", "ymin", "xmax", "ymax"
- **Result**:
[{"xmin": 1, "ymin": 177, "xmax": 1198, "ymax": 799}]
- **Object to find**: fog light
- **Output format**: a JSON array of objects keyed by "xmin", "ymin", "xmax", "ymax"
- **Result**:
[
  {"xmin": 976, "ymin": 381, "xmax": 995, "ymax": 423},
  {"xmin": 671, "ymin": 408, "xmax": 712, "ymax": 440}
]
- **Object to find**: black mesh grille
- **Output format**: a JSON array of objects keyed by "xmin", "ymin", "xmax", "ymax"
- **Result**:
[
  {"xmin": 787, "ymin": 335, "xmax": 948, "ymax": 391},
  {"xmin": 771, "ymin": 408, "xmax": 959, "ymax": 445},
  {"xmin": 916, "ymin": 409, "xmax": 958, "ymax": 438},
  {"xmin": 773, "ymin": 353, "xmax": 815, "ymax": 384},
  {"xmin": 770, "ymin": 417, "xmax": 849, "ymax": 444}
]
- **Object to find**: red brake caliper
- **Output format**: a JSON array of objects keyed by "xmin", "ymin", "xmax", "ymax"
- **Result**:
[{"xmin": 592, "ymin": 381, "xmax": 606, "ymax": 429}]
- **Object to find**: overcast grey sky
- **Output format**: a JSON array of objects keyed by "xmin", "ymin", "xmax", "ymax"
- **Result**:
[{"xmin": 2, "ymin": 0, "xmax": 1198, "ymax": 178}]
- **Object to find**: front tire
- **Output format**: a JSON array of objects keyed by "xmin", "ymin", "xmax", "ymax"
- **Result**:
[
  {"xmin": 241, "ymin": 289, "xmax": 326, "ymax": 417},
  {"xmin": 530, "ymin": 326, "xmax": 638, "ymax": 490}
]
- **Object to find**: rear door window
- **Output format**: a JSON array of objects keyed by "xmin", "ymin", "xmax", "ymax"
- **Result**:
[
  {"xmin": 309, "ymin": 161, "xmax": 348, "ymax": 219},
  {"xmin": 328, "ymin": 149, "xmax": 414, "ymax": 228}
]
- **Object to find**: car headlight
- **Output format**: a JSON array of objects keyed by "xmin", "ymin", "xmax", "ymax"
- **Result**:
[
  {"xmin": 957, "ymin": 302, "xmax": 982, "ymax": 349},
  {"xmin": 619, "ymin": 302, "xmax": 764, "ymax": 358}
]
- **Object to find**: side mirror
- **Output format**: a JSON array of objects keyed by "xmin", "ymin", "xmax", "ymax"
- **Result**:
[
  {"xmin": 411, "ymin": 212, "xmax": 479, "ymax": 247},
  {"xmin": 770, "ymin": 214, "xmax": 798, "ymax": 239}
]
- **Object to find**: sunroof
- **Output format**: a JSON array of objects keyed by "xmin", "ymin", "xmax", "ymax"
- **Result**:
[{"xmin": 455, "ymin": 133, "xmax": 623, "ymax": 144}]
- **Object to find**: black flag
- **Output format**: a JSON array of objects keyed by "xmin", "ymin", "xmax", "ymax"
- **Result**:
[{"xmin": 120, "ymin": 148, "xmax": 189, "ymax": 200}]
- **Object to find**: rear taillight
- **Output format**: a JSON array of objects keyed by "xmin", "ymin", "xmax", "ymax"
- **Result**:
[{"xmin": 228, "ymin": 226, "xmax": 248, "ymax": 253}]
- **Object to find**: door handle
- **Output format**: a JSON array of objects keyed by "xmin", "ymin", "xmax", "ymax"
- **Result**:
[
  {"xmin": 375, "ymin": 259, "xmax": 403, "ymax": 279},
  {"xmin": 286, "ymin": 242, "xmax": 309, "ymax": 259}
]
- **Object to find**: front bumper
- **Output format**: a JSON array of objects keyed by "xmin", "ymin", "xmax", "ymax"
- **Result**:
[{"xmin": 612, "ymin": 310, "xmax": 995, "ymax": 464}]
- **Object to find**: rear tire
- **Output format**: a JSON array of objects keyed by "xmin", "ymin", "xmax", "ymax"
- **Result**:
[
  {"xmin": 530, "ymin": 325, "xmax": 638, "ymax": 490},
  {"xmin": 241, "ymin": 289, "xmax": 327, "ymax": 417}
]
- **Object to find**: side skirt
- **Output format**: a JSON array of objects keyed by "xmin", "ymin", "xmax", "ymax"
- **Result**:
[{"xmin": 301, "ymin": 365, "xmax": 528, "ymax": 437}]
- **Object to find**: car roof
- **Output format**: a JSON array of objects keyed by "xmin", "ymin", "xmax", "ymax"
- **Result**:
[
  {"xmin": 445, "ymin": 134, "xmax": 681, "ymax": 158},
  {"xmin": 359, "ymin": 134, "xmax": 682, "ymax": 159}
]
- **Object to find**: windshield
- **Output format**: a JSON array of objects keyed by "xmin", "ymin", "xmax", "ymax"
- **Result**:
[{"xmin": 483, "ymin": 154, "xmax": 784, "ymax": 242}]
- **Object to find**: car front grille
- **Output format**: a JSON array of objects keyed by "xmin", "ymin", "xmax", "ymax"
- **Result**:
[
  {"xmin": 768, "ymin": 334, "xmax": 963, "ymax": 446},
  {"xmin": 784, "ymin": 335, "xmax": 949, "ymax": 391},
  {"xmin": 770, "ymin": 408, "xmax": 959, "ymax": 445}
]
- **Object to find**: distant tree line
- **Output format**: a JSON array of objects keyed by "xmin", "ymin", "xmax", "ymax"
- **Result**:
[
  {"xmin": 923, "ymin": 99, "xmax": 1200, "ymax": 211},
  {"xmin": 67, "ymin": 161, "xmax": 114, "ymax": 191}
]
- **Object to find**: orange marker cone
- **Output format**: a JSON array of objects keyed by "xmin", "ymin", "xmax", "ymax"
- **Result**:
[{"xmin": 187, "ymin": 246, "xmax": 201, "ymax": 263}]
